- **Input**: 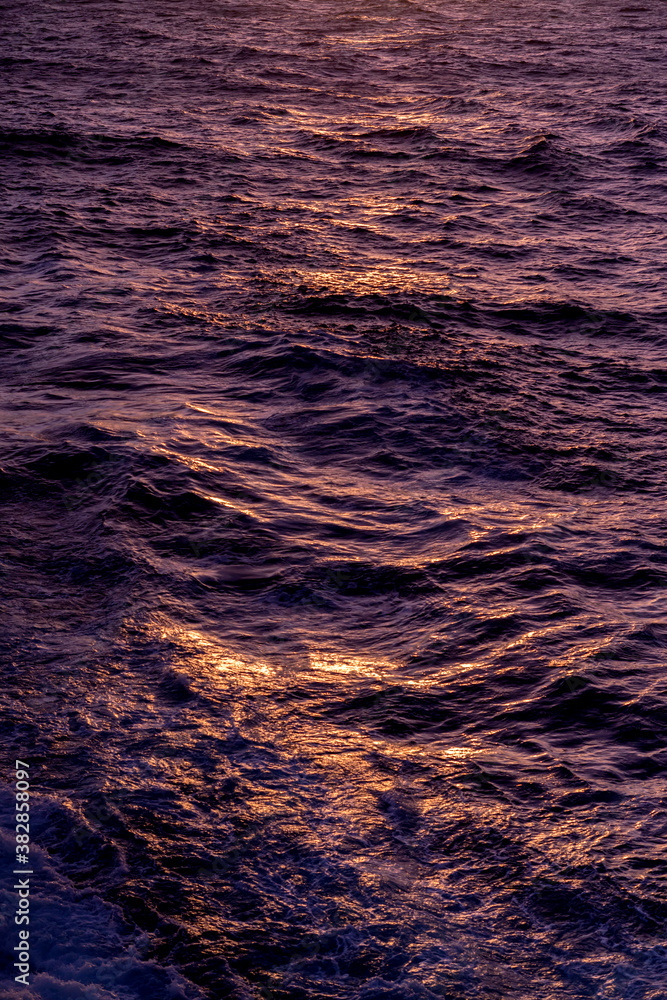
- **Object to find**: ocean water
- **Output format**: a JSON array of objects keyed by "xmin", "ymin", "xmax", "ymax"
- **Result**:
[{"xmin": 1, "ymin": 1, "xmax": 667, "ymax": 997}]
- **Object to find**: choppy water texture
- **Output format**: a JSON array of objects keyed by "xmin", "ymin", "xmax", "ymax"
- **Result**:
[{"xmin": 1, "ymin": 1, "xmax": 667, "ymax": 997}]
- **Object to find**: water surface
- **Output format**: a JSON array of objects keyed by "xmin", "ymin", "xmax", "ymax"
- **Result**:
[{"xmin": 1, "ymin": 1, "xmax": 667, "ymax": 997}]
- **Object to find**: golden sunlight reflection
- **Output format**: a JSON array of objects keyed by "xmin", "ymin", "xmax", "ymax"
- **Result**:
[
  {"xmin": 288, "ymin": 264, "xmax": 454, "ymax": 297},
  {"xmin": 306, "ymin": 651, "xmax": 389, "ymax": 680},
  {"xmin": 122, "ymin": 614, "xmax": 641, "ymax": 898},
  {"xmin": 151, "ymin": 622, "xmax": 504, "ymax": 713}
]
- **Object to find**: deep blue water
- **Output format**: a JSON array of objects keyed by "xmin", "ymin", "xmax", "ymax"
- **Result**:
[{"xmin": 1, "ymin": 1, "xmax": 667, "ymax": 998}]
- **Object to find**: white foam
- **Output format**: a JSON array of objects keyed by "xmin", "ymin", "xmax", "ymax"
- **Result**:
[{"xmin": 0, "ymin": 784, "xmax": 205, "ymax": 1000}]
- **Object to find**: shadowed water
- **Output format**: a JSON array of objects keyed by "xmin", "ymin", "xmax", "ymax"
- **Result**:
[{"xmin": 1, "ymin": 1, "xmax": 666, "ymax": 998}]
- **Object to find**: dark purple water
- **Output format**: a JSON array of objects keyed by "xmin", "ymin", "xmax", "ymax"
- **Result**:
[{"xmin": 1, "ymin": 1, "xmax": 667, "ymax": 997}]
